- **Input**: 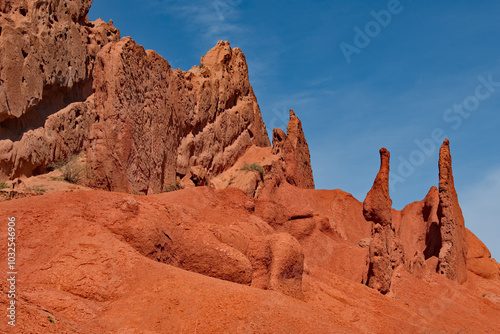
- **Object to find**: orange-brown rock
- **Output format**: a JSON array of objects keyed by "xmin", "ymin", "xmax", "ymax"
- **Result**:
[
  {"xmin": 396, "ymin": 186, "xmax": 441, "ymax": 273},
  {"xmin": 248, "ymin": 232, "xmax": 305, "ymax": 299},
  {"xmin": 209, "ymin": 110, "xmax": 315, "ymax": 198},
  {"xmin": 271, "ymin": 110, "xmax": 314, "ymax": 189},
  {"xmin": 2, "ymin": 186, "xmax": 500, "ymax": 333},
  {"xmin": 466, "ymin": 228, "xmax": 500, "ymax": 280},
  {"xmin": 363, "ymin": 148, "xmax": 392, "ymax": 226},
  {"xmin": 87, "ymin": 39, "xmax": 270, "ymax": 193},
  {"xmin": 0, "ymin": 0, "xmax": 100, "ymax": 122},
  {"xmin": 437, "ymin": 139, "xmax": 468, "ymax": 283},
  {"xmin": 1, "ymin": 2, "xmax": 500, "ymax": 333},
  {"xmin": 0, "ymin": 0, "xmax": 119, "ymax": 179},
  {"xmin": 1, "ymin": 2, "xmax": 270, "ymax": 191},
  {"xmin": 363, "ymin": 148, "xmax": 395, "ymax": 294}
]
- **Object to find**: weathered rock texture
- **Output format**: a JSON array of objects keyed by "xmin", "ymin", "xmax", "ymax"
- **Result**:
[
  {"xmin": 0, "ymin": 1, "xmax": 270, "ymax": 193},
  {"xmin": 209, "ymin": 110, "xmax": 315, "ymax": 198},
  {"xmin": 396, "ymin": 186, "xmax": 441, "ymax": 277},
  {"xmin": 0, "ymin": 0, "xmax": 98, "ymax": 123},
  {"xmin": 87, "ymin": 39, "xmax": 270, "ymax": 193},
  {"xmin": 0, "ymin": 0, "xmax": 119, "ymax": 178},
  {"xmin": 437, "ymin": 139, "xmax": 468, "ymax": 283},
  {"xmin": 271, "ymin": 109, "xmax": 314, "ymax": 189},
  {"xmin": 363, "ymin": 148, "xmax": 397, "ymax": 294}
]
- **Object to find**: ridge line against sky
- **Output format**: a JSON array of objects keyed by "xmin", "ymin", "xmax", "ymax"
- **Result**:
[{"xmin": 88, "ymin": 0, "xmax": 500, "ymax": 260}]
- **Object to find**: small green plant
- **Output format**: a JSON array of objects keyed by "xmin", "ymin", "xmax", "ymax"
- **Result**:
[
  {"xmin": 482, "ymin": 293, "xmax": 487, "ymax": 297},
  {"xmin": 50, "ymin": 154, "xmax": 86, "ymax": 184},
  {"xmin": 0, "ymin": 182, "xmax": 10, "ymax": 190},
  {"xmin": 199, "ymin": 63, "xmax": 205, "ymax": 69},
  {"xmin": 163, "ymin": 181, "xmax": 185, "ymax": 193},
  {"xmin": 62, "ymin": 156, "xmax": 86, "ymax": 184},
  {"xmin": 47, "ymin": 314, "xmax": 56, "ymax": 324},
  {"xmin": 29, "ymin": 186, "xmax": 46, "ymax": 195},
  {"xmin": 241, "ymin": 162, "xmax": 265, "ymax": 178}
]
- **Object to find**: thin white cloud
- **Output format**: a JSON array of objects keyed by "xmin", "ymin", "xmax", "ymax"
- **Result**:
[
  {"xmin": 459, "ymin": 167, "xmax": 500, "ymax": 261},
  {"xmin": 147, "ymin": 0, "xmax": 247, "ymax": 42}
]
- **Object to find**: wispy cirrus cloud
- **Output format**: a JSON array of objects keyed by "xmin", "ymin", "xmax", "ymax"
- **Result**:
[{"xmin": 146, "ymin": 0, "xmax": 247, "ymax": 42}]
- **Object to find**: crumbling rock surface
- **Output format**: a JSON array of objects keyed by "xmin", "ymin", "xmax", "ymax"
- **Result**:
[
  {"xmin": 396, "ymin": 186, "xmax": 441, "ymax": 273},
  {"xmin": 210, "ymin": 110, "xmax": 314, "ymax": 198},
  {"xmin": 1, "ymin": 2, "xmax": 270, "ymax": 192},
  {"xmin": 271, "ymin": 109, "xmax": 315, "ymax": 189},
  {"xmin": 437, "ymin": 139, "xmax": 468, "ymax": 283},
  {"xmin": 363, "ymin": 148, "xmax": 397, "ymax": 294},
  {"xmin": 0, "ymin": 0, "xmax": 119, "ymax": 124},
  {"xmin": 0, "ymin": 0, "xmax": 119, "ymax": 179},
  {"xmin": 88, "ymin": 39, "xmax": 270, "ymax": 193},
  {"xmin": 1, "ymin": 1, "xmax": 499, "ymax": 333}
]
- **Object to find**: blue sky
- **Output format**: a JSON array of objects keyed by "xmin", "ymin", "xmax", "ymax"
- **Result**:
[{"xmin": 88, "ymin": 0, "xmax": 500, "ymax": 260}]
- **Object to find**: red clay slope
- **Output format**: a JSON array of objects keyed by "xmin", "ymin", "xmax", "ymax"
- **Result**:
[{"xmin": 1, "ymin": 188, "xmax": 499, "ymax": 333}]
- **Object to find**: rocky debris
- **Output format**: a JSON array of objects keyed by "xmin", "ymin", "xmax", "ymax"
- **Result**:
[
  {"xmin": 437, "ymin": 139, "xmax": 468, "ymax": 283},
  {"xmin": 363, "ymin": 148, "xmax": 397, "ymax": 294},
  {"xmin": 188, "ymin": 165, "xmax": 209, "ymax": 186}
]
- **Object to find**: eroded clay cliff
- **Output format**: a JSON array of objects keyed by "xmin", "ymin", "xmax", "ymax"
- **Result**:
[
  {"xmin": 0, "ymin": 0, "xmax": 119, "ymax": 178},
  {"xmin": 0, "ymin": 0, "xmax": 270, "ymax": 194}
]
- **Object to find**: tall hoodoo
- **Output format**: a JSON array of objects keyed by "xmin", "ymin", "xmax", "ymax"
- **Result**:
[
  {"xmin": 363, "ymin": 148, "xmax": 394, "ymax": 294},
  {"xmin": 437, "ymin": 139, "xmax": 468, "ymax": 283}
]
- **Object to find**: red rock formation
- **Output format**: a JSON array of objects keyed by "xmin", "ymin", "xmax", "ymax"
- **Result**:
[
  {"xmin": 363, "ymin": 148, "xmax": 396, "ymax": 294},
  {"xmin": 0, "ymin": 0, "xmax": 119, "ymax": 179},
  {"xmin": 437, "ymin": 139, "xmax": 468, "ymax": 283},
  {"xmin": 363, "ymin": 148, "xmax": 392, "ymax": 226},
  {"xmin": 2, "ymin": 2, "xmax": 500, "ymax": 333},
  {"xmin": 466, "ymin": 228, "xmax": 499, "ymax": 279},
  {"xmin": 3, "ymin": 186, "xmax": 500, "ymax": 333},
  {"xmin": 0, "ymin": 1, "xmax": 270, "ymax": 193},
  {"xmin": 271, "ymin": 110, "xmax": 315, "ymax": 189},
  {"xmin": 209, "ymin": 110, "xmax": 315, "ymax": 198},
  {"xmin": 87, "ymin": 39, "xmax": 269, "ymax": 193},
  {"xmin": 0, "ymin": 0, "xmax": 99, "ymax": 123},
  {"xmin": 396, "ymin": 186, "xmax": 440, "ymax": 275}
]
